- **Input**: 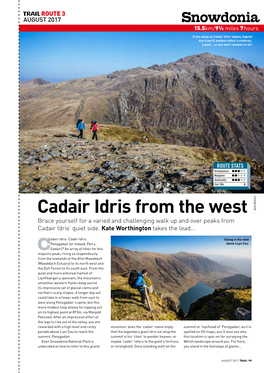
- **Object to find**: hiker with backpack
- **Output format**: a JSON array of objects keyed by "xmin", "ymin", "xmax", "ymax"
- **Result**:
[
  {"xmin": 128, "ymin": 269, "xmax": 148, "ymax": 304},
  {"xmin": 91, "ymin": 120, "xmax": 99, "ymax": 141},
  {"xmin": 77, "ymin": 119, "xmax": 86, "ymax": 139},
  {"xmin": 128, "ymin": 269, "xmax": 152, "ymax": 310},
  {"xmin": 135, "ymin": 269, "xmax": 149, "ymax": 305}
]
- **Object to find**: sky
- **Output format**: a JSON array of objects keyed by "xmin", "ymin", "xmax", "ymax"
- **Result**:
[
  {"xmin": 19, "ymin": 32, "xmax": 264, "ymax": 82},
  {"xmin": 111, "ymin": 236, "xmax": 251, "ymax": 258}
]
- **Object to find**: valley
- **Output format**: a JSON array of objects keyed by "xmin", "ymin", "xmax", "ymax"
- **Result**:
[{"xmin": 111, "ymin": 246, "xmax": 252, "ymax": 320}]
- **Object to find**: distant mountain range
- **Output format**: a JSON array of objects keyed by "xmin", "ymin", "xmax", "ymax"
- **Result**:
[
  {"xmin": 206, "ymin": 255, "xmax": 251, "ymax": 276},
  {"xmin": 211, "ymin": 274, "xmax": 251, "ymax": 289},
  {"xmin": 20, "ymin": 53, "xmax": 264, "ymax": 161}
]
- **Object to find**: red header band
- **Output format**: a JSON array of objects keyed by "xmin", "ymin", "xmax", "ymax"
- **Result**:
[{"xmin": 19, "ymin": 24, "xmax": 264, "ymax": 32}]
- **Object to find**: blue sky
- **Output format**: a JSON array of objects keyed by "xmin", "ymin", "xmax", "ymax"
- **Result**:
[
  {"xmin": 20, "ymin": 32, "xmax": 264, "ymax": 82},
  {"xmin": 111, "ymin": 236, "xmax": 251, "ymax": 258}
]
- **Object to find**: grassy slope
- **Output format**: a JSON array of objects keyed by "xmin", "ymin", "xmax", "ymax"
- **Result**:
[
  {"xmin": 20, "ymin": 123, "xmax": 164, "ymax": 147},
  {"xmin": 20, "ymin": 123, "xmax": 259, "ymax": 167},
  {"xmin": 111, "ymin": 274, "xmax": 179, "ymax": 321},
  {"xmin": 93, "ymin": 124, "xmax": 164, "ymax": 143}
]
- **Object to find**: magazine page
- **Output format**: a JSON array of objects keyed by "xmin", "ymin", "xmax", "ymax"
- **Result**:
[{"xmin": 4, "ymin": 0, "xmax": 264, "ymax": 372}]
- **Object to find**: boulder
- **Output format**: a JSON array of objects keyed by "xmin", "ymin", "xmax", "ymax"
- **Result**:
[{"xmin": 234, "ymin": 307, "xmax": 251, "ymax": 320}]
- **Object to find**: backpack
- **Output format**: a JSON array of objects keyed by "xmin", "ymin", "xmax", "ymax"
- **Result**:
[
  {"xmin": 128, "ymin": 270, "xmax": 139, "ymax": 289},
  {"xmin": 76, "ymin": 119, "xmax": 82, "ymax": 128}
]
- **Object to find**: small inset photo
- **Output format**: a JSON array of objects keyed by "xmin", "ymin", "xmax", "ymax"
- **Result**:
[{"xmin": 111, "ymin": 236, "xmax": 251, "ymax": 321}]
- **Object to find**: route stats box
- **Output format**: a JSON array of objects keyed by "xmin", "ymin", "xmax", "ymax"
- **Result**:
[{"xmin": 213, "ymin": 162, "xmax": 250, "ymax": 190}]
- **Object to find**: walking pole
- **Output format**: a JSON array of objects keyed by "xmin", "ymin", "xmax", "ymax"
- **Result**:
[{"xmin": 145, "ymin": 286, "xmax": 152, "ymax": 311}]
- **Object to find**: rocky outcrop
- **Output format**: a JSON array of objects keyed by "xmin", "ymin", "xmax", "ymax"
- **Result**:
[{"xmin": 235, "ymin": 307, "xmax": 252, "ymax": 320}]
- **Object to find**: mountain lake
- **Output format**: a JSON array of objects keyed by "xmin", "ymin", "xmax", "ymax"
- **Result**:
[{"xmin": 179, "ymin": 283, "xmax": 215, "ymax": 314}]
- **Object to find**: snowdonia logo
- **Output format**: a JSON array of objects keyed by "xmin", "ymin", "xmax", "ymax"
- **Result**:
[{"xmin": 182, "ymin": 12, "xmax": 260, "ymax": 23}]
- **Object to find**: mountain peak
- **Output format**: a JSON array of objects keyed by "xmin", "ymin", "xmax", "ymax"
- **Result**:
[
  {"xmin": 148, "ymin": 52, "xmax": 255, "ymax": 72},
  {"xmin": 20, "ymin": 78, "xmax": 50, "ymax": 86},
  {"xmin": 176, "ymin": 52, "xmax": 241, "ymax": 66}
]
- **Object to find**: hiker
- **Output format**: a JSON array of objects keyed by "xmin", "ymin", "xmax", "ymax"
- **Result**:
[
  {"xmin": 77, "ymin": 120, "xmax": 86, "ymax": 139},
  {"xmin": 91, "ymin": 120, "xmax": 99, "ymax": 141},
  {"xmin": 135, "ymin": 269, "xmax": 149, "ymax": 305}
]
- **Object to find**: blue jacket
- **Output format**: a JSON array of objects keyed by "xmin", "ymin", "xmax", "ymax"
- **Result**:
[
  {"xmin": 136, "ymin": 272, "xmax": 148, "ymax": 291},
  {"xmin": 78, "ymin": 122, "xmax": 86, "ymax": 131}
]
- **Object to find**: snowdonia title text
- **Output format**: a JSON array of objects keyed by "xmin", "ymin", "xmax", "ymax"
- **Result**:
[{"xmin": 182, "ymin": 12, "xmax": 260, "ymax": 23}]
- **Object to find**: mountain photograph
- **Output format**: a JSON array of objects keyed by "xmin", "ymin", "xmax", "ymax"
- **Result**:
[
  {"xmin": 19, "ymin": 32, "xmax": 264, "ymax": 193},
  {"xmin": 111, "ymin": 236, "xmax": 252, "ymax": 320}
]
